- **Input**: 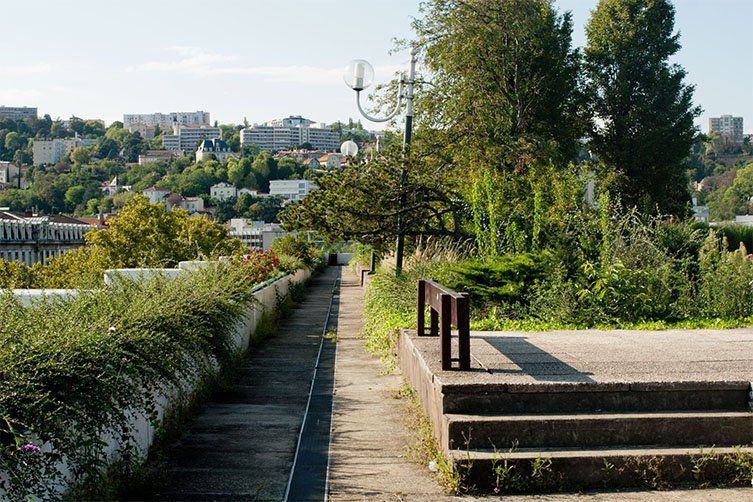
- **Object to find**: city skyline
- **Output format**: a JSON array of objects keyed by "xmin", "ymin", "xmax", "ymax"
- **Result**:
[{"xmin": 1, "ymin": 0, "xmax": 751, "ymax": 133}]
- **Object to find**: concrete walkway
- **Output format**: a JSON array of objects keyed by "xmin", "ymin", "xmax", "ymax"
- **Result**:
[
  {"xmin": 154, "ymin": 267, "xmax": 340, "ymax": 501},
  {"xmin": 327, "ymin": 268, "xmax": 450, "ymax": 501}
]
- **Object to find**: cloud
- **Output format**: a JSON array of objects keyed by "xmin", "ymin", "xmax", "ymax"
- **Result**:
[
  {"xmin": 3, "ymin": 63, "xmax": 55, "ymax": 77},
  {"xmin": 130, "ymin": 46, "xmax": 404, "ymax": 85}
]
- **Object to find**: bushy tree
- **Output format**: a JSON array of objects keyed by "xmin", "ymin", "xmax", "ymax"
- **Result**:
[{"xmin": 584, "ymin": 0, "xmax": 700, "ymax": 216}]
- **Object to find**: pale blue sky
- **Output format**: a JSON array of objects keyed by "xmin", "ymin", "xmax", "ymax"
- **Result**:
[{"xmin": 2, "ymin": 0, "xmax": 751, "ymax": 132}]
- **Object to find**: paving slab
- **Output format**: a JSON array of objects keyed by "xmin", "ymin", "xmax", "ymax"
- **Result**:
[
  {"xmin": 153, "ymin": 267, "xmax": 340, "ymax": 501},
  {"xmin": 406, "ymin": 328, "xmax": 753, "ymax": 388}
]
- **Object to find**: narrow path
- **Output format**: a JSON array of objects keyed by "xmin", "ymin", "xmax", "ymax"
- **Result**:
[
  {"xmin": 327, "ymin": 268, "xmax": 449, "ymax": 501},
  {"xmin": 154, "ymin": 267, "xmax": 340, "ymax": 501}
]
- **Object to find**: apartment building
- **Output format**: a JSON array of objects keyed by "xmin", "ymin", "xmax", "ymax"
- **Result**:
[
  {"xmin": 0, "ymin": 106, "xmax": 37, "ymax": 122},
  {"xmin": 163, "ymin": 124, "xmax": 222, "ymax": 153},
  {"xmin": 138, "ymin": 150, "xmax": 179, "ymax": 165},
  {"xmin": 269, "ymin": 179, "xmax": 317, "ymax": 201},
  {"xmin": 0, "ymin": 211, "xmax": 90, "ymax": 265},
  {"xmin": 123, "ymin": 111, "xmax": 210, "ymax": 137},
  {"xmin": 227, "ymin": 219, "xmax": 286, "ymax": 250},
  {"xmin": 32, "ymin": 137, "xmax": 96, "ymax": 165},
  {"xmin": 709, "ymin": 115, "xmax": 744, "ymax": 143},
  {"xmin": 240, "ymin": 116, "xmax": 339, "ymax": 152}
]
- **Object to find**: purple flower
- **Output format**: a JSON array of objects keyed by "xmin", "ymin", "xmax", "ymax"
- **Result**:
[
  {"xmin": 20, "ymin": 443, "xmax": 41, "ymax": 453},
  {"xmin": 493, "ymin": 487, "xmax": 500, "ymax": 494}
]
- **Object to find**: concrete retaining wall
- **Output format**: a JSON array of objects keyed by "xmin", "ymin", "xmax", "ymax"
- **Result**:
[{"xmin": 1, "ymin": 267, "xmax": 311, "ymax": 499}]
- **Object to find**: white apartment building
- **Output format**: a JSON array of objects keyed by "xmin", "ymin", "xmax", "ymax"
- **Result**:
[
  {"xmin": 709, "ymin": 115, "xmax": 744, "ymax": 143},
  {"xmin": 123, "ymin": 111, "xmax": 210, "ymax": 136},
  {"xmin": 196, "ymin": 138, "xmax": 237, "ymax": 163},
  {"xmin": 227, "ymin": 219, "xmax": 286, "ymax": 250},
  {"xmin": 32, "ymin": 139, "xmax": 68, "ymax": 165},
  {"xmin": 210, "ymin": 182, "xmax": 237, "ymax": 201},
  {"xmin": 163, "ymin": 124, "xmax": 222, "ymax": 153},
  {"xmin": 240, "ymin": 116, "xmax": 339, "ymax": 152},
  {"xmin": 269, "ymin": 179, "xmax": 317, "ymax": 201},
  {"xmin": 0, "ymin": 106, "xmax": 37, "ymax": 122},
  {"xmin": 165, "ymin": 193, "xmax": 204, "ymax": 214},
  {"xmin": 32, "ymin": 137, "xmax": 95, "ymax": 165}
]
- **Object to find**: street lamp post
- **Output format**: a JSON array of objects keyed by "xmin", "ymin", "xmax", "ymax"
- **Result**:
[{"xmin": 344, "ymin": 49, "xmax": 417, "ymax": 274}]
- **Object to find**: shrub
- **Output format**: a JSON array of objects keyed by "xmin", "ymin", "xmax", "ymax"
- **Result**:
[
  {"xmin": 441, "ymin": 253, "xmax": 549, "ymax": 310},
  {"xmin": 0, "ymin": 256, "xmax": 285, "ymax": 499},
  {"xmin": 271, "ymin": 234, "xmax": 322, "ymax": 269}
]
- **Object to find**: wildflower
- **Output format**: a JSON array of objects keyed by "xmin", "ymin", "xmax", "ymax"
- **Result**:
[
  {"xmin": 20, "ymin": 444, "xmax": 41, "ymax": 453},
  {"xmin": 493, "ymin": 487, "xmax": 500, "ymax": 494},
  {"xmin": 108, "ymin": 326, "xmax": 116, "ymax": 333},
  {"xmin": 428, "ymin": 460, "xmax": 438, "ymax": 472}
]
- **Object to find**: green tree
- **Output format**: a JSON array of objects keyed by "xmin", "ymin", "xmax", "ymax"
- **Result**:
[
  {"xmin": 584, "ymin": 0, "xmax": 700, "ymax": 216},
  {"xmin": 70, "ymin": 147, "xmax": 91, "ymax": 166},
  {"xmin": 5, "ymin": 132, "xmax": 25, "ymax": 153},
  {"xmin": 85, "ymin": 195, "xmax": 244, "ymax": 267},
  {"xmin": 410, "ymin": 0, "xmax": 585, "ymax": 253},
  {"xmin": 64, "ymin": 185, "xmax": 86, "ymax": 209}
]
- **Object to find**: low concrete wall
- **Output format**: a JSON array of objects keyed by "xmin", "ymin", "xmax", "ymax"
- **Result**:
[
  {"xmin": 104, "ymin": 268, "xmax": 183, "ymax": 285},
  {"xmin": 2, "ymin": 267, "xmax": 311, "ymax": 499},
  {"xmin": 397, "ymin": 330, "xmax": 450, "ymax": 451},
  {"xmin": 11, "ymin": 289, "xmax": 82, "ymax": 307},
  {"xmin": 336, "ymin": 252, "xmax": 354, "ymax": 265}
]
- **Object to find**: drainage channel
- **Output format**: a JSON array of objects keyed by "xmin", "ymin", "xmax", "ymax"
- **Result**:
[{"xmin": 284, "ymin": 271, "xmax": 340, "ymax": 502}]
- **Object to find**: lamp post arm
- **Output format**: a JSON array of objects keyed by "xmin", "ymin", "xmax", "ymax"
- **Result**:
[{"xmin": 355, "ymin": 79, "xmax": 404, "ymax": 123}]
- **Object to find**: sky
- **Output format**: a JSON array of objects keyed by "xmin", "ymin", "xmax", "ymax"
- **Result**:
[{"xmin": 1, "ymin": 0, "xmax": 751, "ymax": 133}]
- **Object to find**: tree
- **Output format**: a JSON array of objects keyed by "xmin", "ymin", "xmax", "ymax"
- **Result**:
[
  {"xmin": 410, "ymin": 0, "xmax": 585, "ymax": 253},
  {"xmin": 64, "ymin": 185, "xmax": 86, "ymax": 209},
  {"xmin": 584, "ymin": 0, "xmax": 701, "ymax": 216},
  {"xmin": 281, "ymin": 151, "xmax": 465, "ymax": 249},
  {"xmin": 70, "ymin": 147, "xmax": 90, "ymax": 166},
  {"xmin": 5, "ymin": 132, "xmax": 25, "ymax": 153},
  {"xmin": 85, "ymin": 195, "xmax": 244, "ymax": 267}
]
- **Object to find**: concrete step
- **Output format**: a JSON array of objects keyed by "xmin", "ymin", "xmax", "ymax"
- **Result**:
[
  {"xmin": 441, "ymin": 382, "xmax": 752, "ymax": 414},
  {"xmin": 449, "ymin": 445, "xmax": 753, "ymax": 493},
  {"xmin": 444, "ymin": 411, "xmax": 753, "ymax": 450}
]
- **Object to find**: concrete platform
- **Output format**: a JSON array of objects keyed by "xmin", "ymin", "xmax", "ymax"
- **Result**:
[{"xmin": 399, "ymin": 328, "xmax": 753, "ymax": 492}]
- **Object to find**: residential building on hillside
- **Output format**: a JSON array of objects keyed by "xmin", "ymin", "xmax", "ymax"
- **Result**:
[
  {"xmin": 124, "ymin": 111, "xmax": 210, "ymax": 137},
  {"xmin": 163, "ymin": 124, "xmax": 222, "ymax": 153},
  {"xmin": 165, "ymin": 193, "xmax": 204, "ymax": 214},
  {"xmin": 100, "ymin": 176, "xmax": 132, "ymax": 196},
  {"xmin": 143, "ymin": 186, "xmax": 171, "ymax": 204},
  {"xmin": 240, "ymin": 116, "xmax": 339, "ymax": 152},
  {"xmin": 196, "ymin": 138, "xmax": 238, "ymax": 163},
  {"xmin": 138, "ymin": 150, "xmax": 179, "ymax": 165},
  {"xmin": 210, "ymin": 182, "xmax": 237, "ymax": 201},
  {"xmin": 274, "ymin": 149, "xmax": 325, "ymax": 169},
  {"xmin": 0, "ymin": 162, "xmax": 26, "ymax": 189},
  {"xmin": 0, "ymin": 211, "xmax": 90, "ymax": 265},
  {"xmin": 0, "ymin": 106, "xmax": 37, "ymax": 122},
  {"xmin": 269, "ymin": 179, "xmax": 317, "ymax": 201},
  {"xmin": 709, "ymin": 115, "xmax": 744, "ymax": 143},
  {"xmin": 317, "ymin": 152, "xmax": 345, "ymax": 169},
  {"xmin": 227, "ymin": 219, "xmax": 286, "ymax": 250},
  {"xmin": 32, "ymin": 137, "xmax": 95, "ymax": 165}
]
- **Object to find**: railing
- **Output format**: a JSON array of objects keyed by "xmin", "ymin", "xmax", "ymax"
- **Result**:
[{"xmin": 417, "ymin": 279, "xmax": 471, "ymax": 370}]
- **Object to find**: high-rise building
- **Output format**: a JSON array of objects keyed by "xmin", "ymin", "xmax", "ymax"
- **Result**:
[
  {"xmin": 123, "ymin": 111, "xmax": 211, "ymax": 137},
  {"xmin": 240, "ymin": 116, "xmax": 339, "ymax": 152},
  {"xmin": 709, "ymin": 115, "xmax": 744, "ymax": 143},
  {"xmin": 162, "ymin": 124, "xmax": 222, "ymax": 153},
  {"xmin": 0, "ymin": 106, "xmax": 37, "ymax": 122}
]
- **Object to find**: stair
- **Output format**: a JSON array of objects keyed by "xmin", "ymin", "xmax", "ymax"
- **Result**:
[{"xmin": 440, "ymin": 384, "xmax": 753, "ymax": 491}]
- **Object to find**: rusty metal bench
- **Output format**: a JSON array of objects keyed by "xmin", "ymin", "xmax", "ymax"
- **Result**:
[{"xmin": 417, "ymin": 279, "xmax": 471, "ymax": 370}]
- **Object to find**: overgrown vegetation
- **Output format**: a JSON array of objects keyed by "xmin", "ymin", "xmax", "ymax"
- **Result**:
[{"xmin": 0, "ymin": 257, "xmax": 296, "ymax": 499}]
